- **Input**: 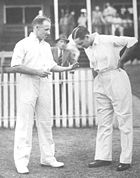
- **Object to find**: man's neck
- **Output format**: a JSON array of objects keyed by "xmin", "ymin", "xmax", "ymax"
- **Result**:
[
  {"xmin": 90, "ymin": 33, "xmax": 98, "ymax": 45},
  {"xmin": 33, "ymin": 31, "xmax": 43, "ymax": 42}
]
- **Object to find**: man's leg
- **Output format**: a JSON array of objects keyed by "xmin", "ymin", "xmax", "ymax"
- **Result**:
[
  {"xmin": 14, "ymin": 75, "xmax": 37, "ymax": 173},
  {"xmin": 94, "ymin": 93, "xmax": 114, "ymax": 161},
  {"xmin": 111, "ymin": 69, "xmax": 133, "ymax": 171},
  {"xmin": 88, "ymin": 92, "xmax": 113, "ymax": 168},
  {"xmin": 112, "ymin": 70, "xmax": 133, "ymax": 164},
  {"xmin": 35, "ymin": 78, "xmax": 64, "ymax": 167}
]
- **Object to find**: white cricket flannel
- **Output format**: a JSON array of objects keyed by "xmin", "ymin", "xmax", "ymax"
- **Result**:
[
  {"xmin": 85, "ymin": 33, "xmax": 138, "ymax": 72},
  {"xmin": 11, "ymin": 32, "xmax": 57, "ymax": 71},
  {"xmin": 12, "ymin": 32, "xmax": 57, "ymax": 168}
]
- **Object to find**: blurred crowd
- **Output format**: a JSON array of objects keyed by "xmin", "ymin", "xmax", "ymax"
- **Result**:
[{"xmin": 59, "ymin": 2, "xmax": 136, "ymax": 37}]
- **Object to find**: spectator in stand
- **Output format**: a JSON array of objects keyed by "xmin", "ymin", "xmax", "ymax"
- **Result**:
[
  {"xmin": 112, "ymin": 13, "xmax": 123, "ymax": 36},
  {"xmin": 59, "ymin": 9, "xmax": 65, "ymax": 34},
  {"xmin": 120, "ymin": 7, "xmax": 127, "ymax": 19},
  {"xmin": 92, "ymin": 6, "xmax": 105, "ymax": 34},
  {"xmin": 67, "ymin": 11, "xmax": 76, "ymax": 37},
  {"xmin": 64, "ymin": 9, "xmax": 71, "ymax": 37},
  {"xmin": 51, "ymin": 34, "xmax": 77, "ymax": 114},
  {"xmin": 51, "ymin": 34, "xmax": 76, "ymax": 66},
  {"xmin": 103, "ymin": 2, "xmax": 117, "ymax": 35},
  {"xmin": 122, "ymin": 8, "xmax": 133, "ymax": 37},
  {"xmin": 77, "ymin": 9, "xmax": 87, "ymax": 27},
  {"xmin": 59, "ymin": 9, "xmax": 69, "ymax": 37}
]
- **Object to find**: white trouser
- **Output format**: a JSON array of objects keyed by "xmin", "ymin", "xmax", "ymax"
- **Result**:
[
  {"xmin": 94, "ymin": 69, "xmax": 133, "ymax": 164},
  {"xmin": 14, "ymin": 74, "xmax": 55, "ymax": 168}
]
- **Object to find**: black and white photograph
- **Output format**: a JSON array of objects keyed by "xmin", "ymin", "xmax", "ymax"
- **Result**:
[{"xmin": 0, "ymin": 0, "xmax": 140, "ymax": 177}]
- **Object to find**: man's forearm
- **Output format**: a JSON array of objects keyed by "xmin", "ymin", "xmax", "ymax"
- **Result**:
[
  {"xmin": 120, "ymin": 42, "xmax": 138, "ymax": 64},
  {"xmin": 51, "ymin": 65, "xmax": 71, "ymax": 72},
  {"xmin": 11, "ymin": 65, "xmax": 39, "ymax": 76}
]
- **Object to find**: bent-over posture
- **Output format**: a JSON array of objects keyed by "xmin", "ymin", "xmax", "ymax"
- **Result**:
[{"xmin": 71, "ymin": 26, "xmax": 137, "ymax": 171}]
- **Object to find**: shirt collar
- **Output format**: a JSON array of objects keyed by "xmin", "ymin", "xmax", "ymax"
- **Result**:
[
  {"xmin": 92, "ymin": 32, "xmax": 100, "ymax": 45},
  {"xmin": 29, "ymin": 32, "xmax": 45, "ymax": 43}
]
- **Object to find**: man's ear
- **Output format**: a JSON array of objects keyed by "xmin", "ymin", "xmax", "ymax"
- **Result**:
[
  {"xmin": 35, "ymin": 25, "xmax": 39, "ymax": 29},
  {"xmin": 74, "ymin": 38, "xmax": 80, "ymax": 44},
  {"xmin": 85, "ymin": 35, "xmax": 89, "ymax": 39}
]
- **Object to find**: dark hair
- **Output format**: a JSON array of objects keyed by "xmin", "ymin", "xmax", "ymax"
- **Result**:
[
  {"xmin": 32, "ymin": 15, "xmax": 51, "ymax": 27},
  {"xmin": 71, "ymin": 26, "xmax": 89, "ymax": 40}
]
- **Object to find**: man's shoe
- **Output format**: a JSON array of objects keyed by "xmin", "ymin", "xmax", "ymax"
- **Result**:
[
  {"xmin": 88, "ymin": 160, "xmax": 112, "ymax": 168},
  {"xmin": 116, "ymin": 163, "xmax": 131, "ymax": 171},
  {"xmin": 41, "ymin": 158, "xmax": 64, "ymax": 168},
  {"xmin": 16, "ymin": 166, "xmax": 29, "ymax": 174}
]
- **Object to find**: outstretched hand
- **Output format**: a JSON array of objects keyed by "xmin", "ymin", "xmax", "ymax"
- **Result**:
[{"xmin": 37, "ymin": 69, "xmax": 51, "ymax": 78}]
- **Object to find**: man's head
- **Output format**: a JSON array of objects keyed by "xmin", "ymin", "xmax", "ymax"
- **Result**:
[
  {"xmin": 71, "ymin": 26, "xmax": 91, "ymax": 48},
  {"xmin": 55, "ymin": 34, "xmax": 69, "ymax": 50},
  {"xmin": 95, "ymin": 6, "xmax": 100, "ymax": 11},
  {"xmin": 105, "ymin": 2, "xmax": 110, "ymax": 8},
  {"xmin": 80, "ymin": 9, "xmax": 87, "ymax": 16},
  {"xmin": 32, "ymin": 15, "xmax": 51, "ymax": 41}
]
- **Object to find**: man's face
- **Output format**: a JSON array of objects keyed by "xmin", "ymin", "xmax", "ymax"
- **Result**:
[
  {"xmin": 57, "ymin": 40, "xmax": 67, "ymax": 50},
  {"xmin": 74, "ymin": 36, "xmax": 90, "ymax": 49},
  {"xmin": 36, "ymin": 20, "xmax": 51, "ymax": 41}
]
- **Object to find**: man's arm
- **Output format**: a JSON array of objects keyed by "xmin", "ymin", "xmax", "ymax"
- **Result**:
[
  {"xmin": 50, "ymin": 62, "xmax": 79, "ymax": 72},
  {"xmin": 113, "ymin": 35, "xmax": 138, "ymax": 69},
  {"xmin": 118, "ymin": 42, "xmax": 138, "ymax": 69},
  {"xmin": 11, "ymin": 65, "xmax": 51, "ymax": 78}
]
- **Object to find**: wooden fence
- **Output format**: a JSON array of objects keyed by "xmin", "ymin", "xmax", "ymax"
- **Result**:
[
  {"xmin": 0, "ymin": 52, "xmax": 119, "ymax": 129},
  {"xmin": 0, "ymin": 67, "xmax": 97, "ymax": 128}
]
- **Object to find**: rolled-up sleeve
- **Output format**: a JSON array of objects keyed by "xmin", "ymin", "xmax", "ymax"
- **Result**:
[
  {"xmin": 49, "ymin": 58, "xmax": 57, "ymax": 70},
  {"xmin": 113, "ymin": 36, "xmax": 138, "ymax": 48},
  {"xmin": 47, "ymin": 46, "xmax": 57, "ymax": 70},
  {"xmin": 11, "ymin": 42, "xmax": 25, "ymax": 67}
]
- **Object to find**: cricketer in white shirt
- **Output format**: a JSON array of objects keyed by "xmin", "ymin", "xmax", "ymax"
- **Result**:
[
  {"xmin": 71, "ymin": 26, "xmax": 138, "ymax": 166},
  {"xmin": 11, "ymin": 16, "xmax": 79, "ymax": 174}
]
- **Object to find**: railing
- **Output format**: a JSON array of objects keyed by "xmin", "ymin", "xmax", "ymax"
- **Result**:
[
  {"xmin": 0, "ymin": 51, "xmax": 96, "ymax": 128},
  {"xmin": 0, "ymin": 52, "xmax": 119, "ymax": 129},
  {"xmin": 0, "ymin": 69, "xmax": 96, "ymax": 128}
]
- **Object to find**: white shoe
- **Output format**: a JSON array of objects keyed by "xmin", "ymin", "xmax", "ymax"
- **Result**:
[
  {"xmin": 16, "ymin": 166, "xmax": 29, "ymax": 174},
  {"xmin": 41, "ymin": 158, "xmax": 64, "ymax": 168}
]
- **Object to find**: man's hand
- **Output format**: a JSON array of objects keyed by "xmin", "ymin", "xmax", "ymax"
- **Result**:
[
  {"xmin": 70, "ymin": 62, "xmax": 79, "ymax": 70},
  {"xmin": 37, "ymin": 69, "xmax": 51, "ymax": 78}
]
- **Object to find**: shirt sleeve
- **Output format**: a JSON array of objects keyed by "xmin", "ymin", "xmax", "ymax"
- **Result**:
[
  {"xmin": 46, "ymin": 44, "xmax": 57, "ymax": 70},
  {"xmin": 11, "ymin": 41, "xmax": 25, "ymax": 67},
  {"xmin": 113, "ymin": 36, "xmax": 138, "ymax": 48},
  {"xmin": 84, "ymin": 48, "xmax": 94, "ymax": 69}
]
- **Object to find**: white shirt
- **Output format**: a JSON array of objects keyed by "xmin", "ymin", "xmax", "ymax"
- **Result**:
[
  {"xmin": 85, "ymin": 33, "xmax": 138, "ymax": 72},
  {"xmin": 11, "ymin": 32, "xmax": 57, "ymax": 71},
  {"xmin": 77, "ymin": 15, "xmax": 87, "ymax": 27},
  {"xmin": 67, "ymin": 34, "xmax": 80, "ymax": 61}
]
